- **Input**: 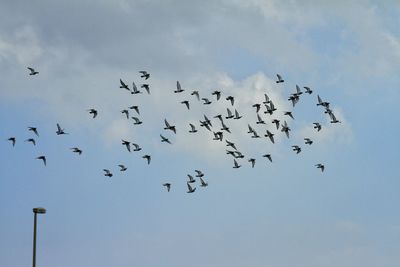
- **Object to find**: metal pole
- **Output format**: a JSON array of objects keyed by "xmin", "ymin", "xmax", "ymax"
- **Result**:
[{"xmin": 32, "ymin": 212, "xmax": 37, "ymax": 267}]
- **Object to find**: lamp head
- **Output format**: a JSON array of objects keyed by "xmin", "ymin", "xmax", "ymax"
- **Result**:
[{"xmin": 33, "ymin": 207, "xmax": 46, "ymax": 214}]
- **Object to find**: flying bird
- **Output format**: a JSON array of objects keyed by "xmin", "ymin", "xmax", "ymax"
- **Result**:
[
  {"xmin": 284, "ymin": 111, "xmax": 294, "ymax": 119},
  {"xmin": 119, "ymin": 79, "xmax": 130, "ymax": 91},
  {"xmin": 103, "ymin": 169, "xmax": 113, "ymax": 177},
  {"xmin": 226, "ymin": 96, "xmax": 235, "ymax": 106},
  {"xmin": 131, "ymin": 143, "xmax": 142, "ymax": 151},
  {"xmin": 304, "ymin": 86, "xmax": 313, "ymax": 94},
  {"xmin": 36, "ymin": 156, "xmax": 46, "ymax": 166},
  {"xmin": 316, "ymin": 164, "xmax": 325, "ymax": 172},
  {"xmin": 7, "ymin": 137, "xmax": 16, "ymax": 146},
  {"xmin": 71, "ymin": 147, "xmax": 82, "ymax": 155},
  {"xmin": 25, "ymin": 138, "xmax": 36, "ymax": 146},
  {"xmin": 252, "ymin": 103, "xmax": 261, "ymax": 113},
  {"xmin": 248, "ymin": 158, "xmax": 256, "ymax": 168},
  {"xmin": 118, "ymin": 164, "xmax": 127, "ymax": 171},
  {"xmin": 221, "ymin": 122, "xmax": 231, "ymax": 133},
  {"xmin": 234, "ymin": 109, "xmax": 242, "ymax": 119},
  {"xmin": 211, "ymin": 90, "xmax": 221, "ymax": 100},
  {"xmin": 256, "ymin": 113, "xmax": 265, "ymax": 124},
  {"xmin": 163, "ymin": 183, "xmax": 171, "ymax": 192},
  {"xmin": 187, "ymin": 182, "xmax": 196, "ymax": 193},
  {"xmin": 272, "ymin": 119, "xmax": 280, "ymax": 130},
  {"xmin": 276, "ymin": 74, "xmax": 284, "ymax": 83},
  {"xmin": 226, "ymin": 140, "xmax": 237, "ymax": 150},
  {"xmin": 132, "ymin": 117, "xmax": 143, "ymax": 125},
  {"xmin": 139, "ymin": 71, "xmax": 150, "ymax": 80},
  {"xmin": 121, "ymin": 109, "xmax": 129, "ymax": 119},
  {"xmin": 313, "ymin": 122, "xmax": 322, "ymax": 132},
  {"xmin": 131, "ymin": 82, "xmax": 142, "ymax": 94},
  {"xmin": 233, "ymin": 159, "xmax": 241, "ymax": 168},
  {"xmin": 263, "ymin": 94, "xmax": 271, "ymax": 104},
  {"xmin": 226, "ymin": 108, "xmax": 234, "ymax": 119},
  {"xmin": 189, "ymin": 123, "xmax": 197, "ymax": 133},
  {"xmin": 317, "ymin": 95, "xmax": 329, "ymax": 108},
  {"xmin": 187, "ymin": 174, "xmax": 196, "ymax": 183},
  {"xmin": 160, "ymin": 134, "xmax": 171, "ymax": 144},
  {"xmin": 304, "ymin": 138, "xmax": 313, "ymax": 145},
  {"xmin": 141, "ymin": 84, "xmax": 150, "ymax": 94},
  {"xmin": 263, "ymin": 154, "xmax": 272, "ymax": 162},
  {"xmin": 199, "ymin": 177, "xmax": 208, "ymax": 187},
  {"xmin": 195, "ymin": 170, "xmax": 204, "ymax": 177},
  {"xmin": 56, "ymin": 123, "xmax": 68, "ymax": 135},
  {"xmin": 265, "ymin": 130, "xmax": 275, "ymax": 144},
  {"xmin": 28, "ymin": 67, "xmax": 39, "ymax": 75},
  {"xmin": 292, "ymin": 145, "xmax": 301, "ymax": 154},
  {"xmin": 213, "ymin": 131, "xmax": 223, "ymax": 141},
  {"xmin": 181, "ymin": 100, "xmax": 190, "ymax": 110},
  {"xmin": 28, "ymin": 127, "xmax": 39, "ymax": 136},
  {"xmin": 87, "ymin": 109, "xmax": 98, "ymax": 118},
  {"xmin": 175, "ymin": 81, "xmax": 184, "ymax": 93},
  {"xmin": 329, "ymin": 113, "xmax": 341, "ymax": 124},
  {"xmin": 191, "ymin": 91, "xmax": 200, "ymax": 101},
  {"xmin": 295, "ymin": 85, "xmax": 303, "ymax": 96},
  {"xmin": 281, "ymin": 121, "xmax": 291, "ymax": 138},
  {"xmin": 164, "ymin": 119, "xmax": 176, "ymax": 134},
  {"xmin": 122, "ymin": 140, "xmax": 131, "ymax": 152},
  {"xmin": 202, "ymin": 98, "xmax": 212, "ymax": 105},
  {"xmin": 129, "ymin": 105, "xmax": 140, "ymax": 115},
  {"xmin": 142, "ymin": 155, "xmax": 151, "ymax": 164}
]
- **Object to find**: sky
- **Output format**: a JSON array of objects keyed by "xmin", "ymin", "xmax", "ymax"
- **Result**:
[{"xmin": 1, "ymin": 1, "xmax": 400, "ymax": 266}]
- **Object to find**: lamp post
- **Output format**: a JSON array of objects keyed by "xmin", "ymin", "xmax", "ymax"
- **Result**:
[{"xmin": 32, "ymin": 207, "xmax": 46, "ymax": 267}]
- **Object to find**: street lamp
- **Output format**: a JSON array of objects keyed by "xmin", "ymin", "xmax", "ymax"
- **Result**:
[{"xmin": 32, "ymin": 207, "xmax": 46, "ymax": 267}]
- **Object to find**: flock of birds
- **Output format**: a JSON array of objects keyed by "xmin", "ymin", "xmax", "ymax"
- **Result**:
[{"xmin": 6, "ymin": 67, "xmax": 343, "ymax": 193}]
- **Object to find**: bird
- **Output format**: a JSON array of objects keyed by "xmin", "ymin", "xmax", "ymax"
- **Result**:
[
  {"xmin": 226, "ymin": 96, "xmax": 235, "ymax": 106},
  {"xmin": 141, "ymin": 84, "xmax": 150, "ymax": 94},
  {"xmin": 233, "ymin": 151, "xmax": 245, "ymax": 159},
  {"xmin": 202, "ymin": 98, "xmax": 212, "ymax": 105},
  {"xmin": 200, "ymin": 120, "xmax": 212, "ymax": 131},
  {"xmin": 292, "ymin": 145, "xmax": 301, "ymax": 154},
  {"xmin": 264, "ymin": 130, "xmax": 275, "ymax": 144},
  {"xmin": 316, "ymin": 164, "xmax": 325, "ymax": 172},
  {"xmin": 264, "ymin": 101, "xmax": 277, "ymax": 115},
  {"xmin": 252, "ymin": 103, "xmax": 261, "ymax": 113},
  {"xmin": 304, "ymin": 86, "xmax": 313, "ymax": 94},
  {"xmin": 211, "ymin": 90, "xmax": 221, "ymax": 100},
  {"xmin": 139, "ymin": 71, "xmax": 150, "ymax": 80},
  {"xmin": 313, "ymin": 122, "xmax": 322, "ymax": 132},
  {"xmin": 131, "ymin": 143, "xmax": 142, "ymax": 151},
  {"xmin": 251, "ymin": 130, "xmax": 260, "ymax": 138},
  {"xmin": 226, "ymin": 140, "xmax": 237, "ymax": 150},
  {"xmin": 87, "ymin": 109, "xmax": 98, "ymax": 118},
  {"xmin": 248, "ymin": 158, "xmax": 256, "ymax": 168},
  {"xmin": 263, "ymin": 94, "xmax": 271, "ymax": 104},
  {"xmin": 295, "ymin": 85, "xmax": 303, "ymax": 96},
  {"xmin": 199, "ymin": 177, "xmax": 208, "ymax": 187},
  {"xmin": 160, "ymin": 134, "xmax": 171, "ymax": 144},
  {"xmin": 70, "ymin": 147, "xmax": 82, "ymax": 154},
  {"xmin": 142, "ymin": 155, "xmax": 151, "ymax": 164},
  {"xmin": 226, "ymin": 108, "xmax": 234, "ymax": 119},
  {"xmin": 7, "ymin": 137, "xmax": 16, "ymax": 146},
  {"xmin": 272, "ymin": 119, "xmax": 280, "ymax": 130},
  {"xmin": 129, "ymin": 105, "xmax": 140, "ymax": 115},
  {"xmin": 28, "ymin": 127, "xmax": 39, "ymax": 136},
  {"xmin": 213, "ymin": 131, "xmax": 223, "ymax": 141},
  {"xmin": 233, "ymin": 159, "xmax": 241, "ymax": 168},
  {"xmin": 164, "ymin": 119, "xmax": 176, "ymax": 134},
  {"xmin": 56, "ymin": 123, "xmax": 68, "ymax": 135},
  {"xmin": 118, "ymin": 164, "xmax": 127, "ymax": 171},
  {"xmin": 187, "ymin": 182, "xmax": 196, "ymax": 193},
  {"xmin": 214, "ymin": 114, "xmax": 224, "ymax": 124},
  {"xmin": 317, "ymin": 95, "xmax": 329, "ymax": 108},
  {"xmin": 263, "ymin": 154, "xmax": 272, "ymax": 162},
  {"xmin": 121, "ymin": 109, "xmax": 129, "ymax": 119},
  {"xmin": 36, "ymin": 156, "xmax": 46, "ymax": 166},
  {"xmin": 191, "ymin": 90, "xmax": 200, "ymax": 101},
  {"xmin": 221, "ymin": 122, "xmax": 231, "ymax": 133},
  {"xmin": 281, "ymin": 121, "xmax": 291, "ymax": 138},
  {"xmin": 175, "ymin": 81, "xmax": 184, "ymax": 93},
  {"xmin": 181, "ymin": 100, "xmax": 190, "ymax": 110},
  {"xmin": 304, "ymin": 138, "xmax": 313, "ymax": 145},
  {"xmin": 25, "ymin": 138, "xmax": 36, "ymax": 146},
  {"xmin": 247, "ymin": 124, "xmax": 255, "ymax": 134},
  {"xmin": 122, "ymin": 140, "xmax": 131, "ymax": 152},
  {"xmin": 256, "ymin": 113, "xmax": 265, "ymax": 124},
  {"xmin": 276, "ymin": 74, "xmax": 284, "ymax": 83},
  {"xmin": 189, "ymin": 123, "xmax": 197, "ymax": 133},
  {"xmin": 131, "ymin": 82, "xmax": 142, "ymax": 94},
  {"xmin": 288, "ymin": 95, "xmax": 300, "ymax": 107},
  {"xmin": 132, "ymin": 117, "xmax": 143, "ymax": 125},
  {"xmin": 234, "ymin": 109, "xmax": 242, "ymax": 119},
  {"xmin": 187, "ymin": 174, "xmax": 196, "ymax": 183},
  {"xmin": 284, "ymin": 111, "xmax": 294, "ymax": 119},
  {"xmin": 27, "ymin": 67, "xmax": 39, "ymax": 75},
  {"xmin": 195, "ymin": 170, "xmax": 204, "ymax": 177},
  {"xmin": 329, "ymin": 113, "xmax": 341, "ymax": 124},
  {"xmin": 163, "ymin": 183, "xmax": 171, "ymax": 192},
  {"xmin": 103, "ymin": 169, "xmax": 113, "ymax": 177},
  {"xmin": 119, "ymin": 79, "xmax": 130, "ymax": 91}
]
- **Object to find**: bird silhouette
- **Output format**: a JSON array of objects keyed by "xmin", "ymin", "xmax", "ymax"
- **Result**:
[
  {"xmin": 272, "ymin": 119, "xmax": 280, "ymax": 130},
  {"xmin": 131, "ymin": 143, "xmax": 142, "ymax": 151},
  {"xmin": 103, "ymin": 169, "xmax": 113, "ymax": 177},
  {"xmin": 141, "ymin": 84, "xmax": 150, "ymax": 94},
  {"xmin": 129, "ymin": 105, "xmax": 140, "ymax": 115},
  {"xmin": 313, "ymin": 122, "xmax": 322, "ymax": 132},
  {"xmin": 25, "ymin": 138, "xmax": 36, "ymax": 146},
  {"xmin": 189, "ymin": 123, "xmax": 197, "ymax": 133},
  {"xmin": 131, "ymin": 82, "xmax": 142, "ymax": 94},
  {"xmin": 28, "ymin": 127, "xmax": 39, "ymax": 136},
  {"xmin": 284, "ymin": 111, "xmax": 294, "ymax": 119},
  {"xmin": 118, "ymin": 164, "xmax": 127, "ymax": 171},
  {"xmin": 7, "ymin": 137, "xmax": 16, "ymax": 146},
  {"xmin": 87, "ymin": 109, "xmax": 98, "ymax": 118},
  {"xmin": 191, "ymin": 90, "xmax": 200, "ymax": 100},
  {"xmin": 226, "ymin": 96, "xmax": 235, "ymax": 106},
  {"xmin": 56, "ymin": 123, "xmax": 68, "ymax": 135},
  {"xmin": 71, "ymin": 147, "xmax": 82, "ymax": 155},
  {"xmin": 281, "ymin": 121, "xmax": 290, "ymax": 138},
  {"xmin": 233, "ymin": 159, "xmax": 241, "ymax": 168},
  {"xmin": 317, "ymin": 95, "xmax": 329, "ymax": 108},
  {"xmin": 187, "ymin": 174, "xmax": 196, "ymax": 183},
  {"xmin": 248, "ymin": 158, "xmax": 256, "ymax": 168},
  {"xmin": 163, "ymin": 183, "xmax": 171, "ymax": 192},
  {"xmin": 122, "ymin": 140, "xmax": 131, "ymax": 152},
  {"xmin": 195, "ymin": 170, "xmax": 204, "ymax": 177},
  {"xmin": 139, "ymin": 71, "xmax": 150, "ymax": 80},
  {"xmin": 142, "ymin": 155, "xmax": 151, "ymax": 164},
  {"xmin": 234, "ymin": 109, "xmax": 242, "ymax": 119},
  {"xmin": 265, "ymin": 130, "xmax": 275, "ymax": 144},
  {"xmin": 253, "ymin": 103, "xmax": 261, "ymax": 113},
  {"xmin": 292, "ymin": 145, "xmax": 301, "ymax": 154},
  {"xmin": 226, "ymin": 108, "xmax": 234, "ymax": 119},
  {"xmin": 221, "ymin": 122, "xmax": 231, "ymax": 133},
  {"xmin": 213, "ymin": 131, "xmax": 223, "ymax": 141},
  {"xmin": 226, "ymin": 140, "xmax": 237, "ymax": 150},
  {"xmin": 199, "ymin": 177, "xmax": 208, "ymax": 187},
  {"xmin": 36, "ymin": 156, "xmax": 46, "ymax": 166},
  {"xmin": 121, "ymin": 109, "xmax": 129, "ymax": 119},
  {"xmin": 160, "ymin": 134, "xmax": 171, "ymax": 144},
  {"xmin": 164, "ymin": 119, "xmax": 176, "ymax": 134},
  {"xmin": 263, "ymin": 94, "xmax": 271, "ymax": 104},
  {"xmin": 202, "ymin": 98, "xmax": 212, "ymax": 105},
  {"xmin": 304, "ymin": 86, "xmax": 313, "ymax": 94},
  {"xmin": 304, "ymin": 138, "xmax": 313, "ymax": 145},
  {"xmin": 187, "ymin": 182, "xmax": 196, "ymax": 193},
  {"xmin": 316, "ymin": 164, "xmax": 325, "ymax": 172},
  {"xmin": 181, "ymin": 100, "xmax": 190, "ymax": 110},
  {"xmin": 132, "ymin": 117, "xmax": 143, "ymax": 125},
  {"xmin": 119, "ymin": 79, "xmax": 130, "ymax": 91},
  {"xmin": 211, "ymin": 90, "xmax": 221, "ymax": 100},
  {"xmin": 27, "ymin": 67, "xmax": 39, "ymax": 75},
  {"xmin": 276, "ymin": 74, "xmax": 284, "ymax": 83},
  {"xmin": 262, "ymin": 154, "xmax": 272, "ymax": 162},
  {"xmin": 256, "ymin": 113, "xmax": 265, "ymax": 124},
  {"xmin": 175, "ymin": 81, "xmax": 184, "ymax": 93}
]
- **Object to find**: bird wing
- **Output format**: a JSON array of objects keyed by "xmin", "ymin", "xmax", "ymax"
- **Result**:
[{"xmin": 176, "ymin": 81, "xmax": 181, "ymax": 90}]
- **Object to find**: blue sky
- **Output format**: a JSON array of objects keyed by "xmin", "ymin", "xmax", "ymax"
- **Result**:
[{"xmin": 1, "ymin": 1, "xmax": 400, "ymax": 266}]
